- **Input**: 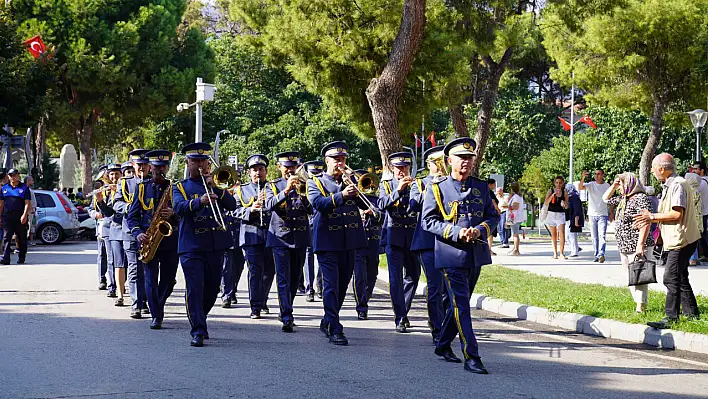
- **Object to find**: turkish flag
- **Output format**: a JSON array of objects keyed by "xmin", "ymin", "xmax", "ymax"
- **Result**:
[
  {"xmin": 558, "ymin": 116, "xmax": 572, "ymax": 131},
  {"xmin": 428, "ymin": 131, "xmax": 436, "ymax": 147},
  {"xmin": 414, "ymin": 133, "xmax": 421, "ymax": 148},
  {"xmin": 579, "ymin": 115, "xmax": 597, "ymax": 129},
  {"xmin": 24, "ymin": 35, "xmax": 46, "ymax": 59}
]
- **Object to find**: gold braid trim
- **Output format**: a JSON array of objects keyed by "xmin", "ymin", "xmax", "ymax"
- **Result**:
[
  {"xmin": 383, "ymin": 180, "xmax": 399, "ymax": 206},
  {"xmin": 138, "ymin": 183, "xmax": 153, "ymax": 211},
  {"xmin": 121, "ymin": 178, "xmax": 134, "ymax": 204},
  {"xmin": 432, "ymin": 182, "xmax": 458, "ymax": 222},
  {"xmin": 236, "ymin": 186, "xmax": 254, "ymax": 207}
]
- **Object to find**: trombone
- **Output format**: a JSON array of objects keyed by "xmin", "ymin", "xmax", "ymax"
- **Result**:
[
  {"xmin": 199, "ymin": 155, "xmax": 241, "ymax": 231},
  {"xmin": 337, "ymin": 165, "xmax": 380, "ymax": 218}
]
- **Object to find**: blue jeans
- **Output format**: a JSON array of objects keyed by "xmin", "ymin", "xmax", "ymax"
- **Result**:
[
  {"xmin": 590, "ymin": 216, "xmax": 608, "ymax": 258},
  {"xmin": 499, "ymin": 212, "xmax": 509, "ymax": 245}
]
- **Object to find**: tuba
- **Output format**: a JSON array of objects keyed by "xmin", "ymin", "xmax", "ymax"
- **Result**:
[{"xmin": 138, "ymin": 181, "xmax": 173, "ymax": 263}]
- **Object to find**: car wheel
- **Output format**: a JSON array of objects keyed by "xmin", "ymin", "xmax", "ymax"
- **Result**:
[{"xmin": 38, "ymin": 223, "xmax": 64, "ymax": 245}]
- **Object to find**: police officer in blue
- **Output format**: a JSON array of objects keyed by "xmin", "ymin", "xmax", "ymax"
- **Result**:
[
  {"xmin": 0, "ymin": 169, "xmax": 31, "ymax": 264},
  {"xmin": 410, "ymin": 146, "xmax": 448, "ymax": 344},
  {"xmin": 96, "ymin": 164, "xmax": 127, "ymax": 305},
  {"xmin": 265, "ymin": 151, "xmax": 313, "ymax": 332},
  {"xmin": 173, "ymin": 142, "xmax": 237, "ymax": 347},
  {"xmin": 234, "ymin": 154, "xmax": 274, "ymax": 319},
  {"xmin": 126, "ymin": 150, "xmax": 179, "ymax": 330},
  {"xmin": 302, "ymin": 160, "xmax": 324, "ymax": 302},
  {"xmin": 88, "ymin": 167, "xmax": 115, "ymax": 293},
  {"xmin": 221, "ymin": 199, "xmax": 244, "ymax": 309},
  {"xmin": 352, "ymin": 169, "xmax": 383, "ymax": 320},
  {"xmin": 114, "ymin": 149, "xmax": 150, "ymax": 319},
  {"xmin": 379, "ymin": 152, "xmax": 421, "ymax": 333},
  {"xmin": 422, "ymin": 137, "xmax": 498, "ymax": 374},
  {"xmin": 308, "ymin": 141, "xmax": 368, "ymax": 346}
]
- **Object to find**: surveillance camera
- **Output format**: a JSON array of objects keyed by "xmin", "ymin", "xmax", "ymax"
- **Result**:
[
  {"xmin": 177, "ymin": 103, "xmax": 190, "ymax": 113},
  {"xmin": 177, "ymin": 104, "xmax": 184, "ymax": 113}
]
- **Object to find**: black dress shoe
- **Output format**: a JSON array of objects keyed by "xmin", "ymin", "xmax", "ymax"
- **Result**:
[
  {"xmin": 230, "ymin": 296, "xmax": 238, "ymax": 305},
  {"xmin": 250, "ymin": 310, "xmax": 261, "ymax": 319},
  {"xmin": 0, "ymin": 259, "xmax": 9, "ymax": 265},
  {"xmin": 107, "ymin": 290, "xmax": 117, "ymax": 298},
  {"xmin": 329, "ymin": 332, "xmax": 348, "ymax": 346},
  {"xmin": 222, "ymin": 298, "xmax": 232, "ymax": 308},
  {"xmin": 305, "ymin": 293, "xmax": 315, "ymax": 302},
  {"xmin": 402, "ymin": 317, "xmax": 411, "ymax": 329},
  {"xmin": 190, "ymin": 335, "xmax": 204, "ymax": 347},
  {"xmin": 316, "ymin": 291, "xmax": 323, "ymax": 299},
  {"xmin": 98, "ymin": 282, "xmax": 107, "ymax": 290},
  {"xmin": 396, "ymin": 322, "xmax": 408, "ymax": 333},
  {"xmin": 17, "ymin": 258, "xmax": 25, "ymax": 264},
  {"xmin": 141, "ymin": 307, "xmax": 150, "ymax": 315},
  {"xmin": 130, "ymin": 310, "xmax": 142, "ymax": 319},
  {"xmin": 647, "ymin": 317, "xmax": 678, "ymax": 329},
  {"xmin": 434, "ymin": 347, "xmax": 462, "ymax": 363},
  {"xmin": 357, "ymin": 311, "xmax": 368, "ymax": 320},
  {"xmin": 150, "ymin": 319, "xmax": 162, "ymax": 329},
  {"xmin": 263, "ymin": 306, "xmax": 270, "ymax": 314},
  {"xmin": 319, "ymin": 320, "xmax": 330, "ymax": 337},
  {"xmin": 464, "ymin": 357, "xmax": 489, "ymax": 374},
  {"xmin": 282, "ymin": 320, "xmax": 294, "ymax": 333}
]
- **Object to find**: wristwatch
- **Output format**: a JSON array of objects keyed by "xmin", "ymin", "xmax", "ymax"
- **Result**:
[{"xmin": 649, "ymin": 213, "xmax": 655, "ymax": 221}]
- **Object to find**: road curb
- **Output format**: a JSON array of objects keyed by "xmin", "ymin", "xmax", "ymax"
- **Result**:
[
  {"xmin": 470, "ymin": 293, "xmax": 708, "ymax": 355},
  {"xmin": 378, "ymin": 267, "xmax": 708, "ymax": 355}
]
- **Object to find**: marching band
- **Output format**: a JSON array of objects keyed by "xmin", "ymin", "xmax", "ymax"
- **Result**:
[{"xmin": 90, "ymin": 137, "xmax": 497, "ymax": 374}]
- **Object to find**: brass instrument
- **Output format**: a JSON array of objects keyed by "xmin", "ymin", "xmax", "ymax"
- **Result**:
[
  {"xmin": 138, "ymin": 180, "xmax": 173, "ymax": 262},
  {"xmin": 354, "ymin": 170, "xmax": 380, "ymax": 196},
  {"xmin": 286, "ymin": 165, "xmax": 309, "ymax": 196},
  {"xmin": 198, "ymin": 156, "xmax": 240, "ymax": 231},
  {"xmin": 428, "ymin": 152, "xmax": 449, "ymax": 177},
  {"xmin": 337, "ymin": 165, "xmax": 379, "ymax": 218},
  {"xmin": 213, "ymin": 164, "xmax": 241, "ymax": 189}
]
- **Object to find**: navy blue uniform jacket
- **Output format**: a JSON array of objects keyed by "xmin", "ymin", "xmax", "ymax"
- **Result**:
[
  {"xmin": 126, "ymin": 179, "xmax": 178, "ymax": 251},
  {"xmin": 265, "ymin": 177, "xmax": 313, "ymax": 249}
]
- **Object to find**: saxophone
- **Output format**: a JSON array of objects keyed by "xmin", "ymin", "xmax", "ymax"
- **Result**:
[{"xmin": 138, "ymin": 183, "xmax": 174, "ymax": 262}]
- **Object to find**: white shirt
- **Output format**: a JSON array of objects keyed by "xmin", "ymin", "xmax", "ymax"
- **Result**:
[
  {"xmin": 584, "ymin": 181, "xmax": 611, "ymax": 217},
  {"xmin": 699, "ymin": 177, "xmax": 708, "ymax": 216}
]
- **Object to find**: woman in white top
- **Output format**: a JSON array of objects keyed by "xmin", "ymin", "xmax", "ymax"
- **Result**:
[{"xmin": 507, "ymin": 182, "xmax": 525, "ymax": 256}]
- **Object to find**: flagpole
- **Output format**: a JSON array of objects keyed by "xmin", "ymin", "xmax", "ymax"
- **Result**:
[
  {"xmin": 421, "ymin": 80, "xmax": 425, "ymax": 170},
  {"xmin": 569, "ymin": 72, "xmax": 575, "ymax": 183}
]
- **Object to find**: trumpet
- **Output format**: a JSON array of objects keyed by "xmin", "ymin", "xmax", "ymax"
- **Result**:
[
  {"xmin": 428, "ymin": 152, "xmax": 449, "ymax": 177},
  {"xmin": 337, "ymin": 165, "xmax": 379, "ymax": 218},
  {"xmin": 286, "ymin": 165, "xmax": 309, "ymax": 196}
]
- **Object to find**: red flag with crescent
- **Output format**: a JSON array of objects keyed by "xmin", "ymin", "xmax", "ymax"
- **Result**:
[
  {"xmin": 579, "ymin": 115, "xmax": 597, "ymax": 129},
  {"xmin": 24, "ymin": 36, "xmax": 46, "ymax": 59},
  {"xmin": 558, "ymin": 116, "xmax": 572, "ymax": 132}
]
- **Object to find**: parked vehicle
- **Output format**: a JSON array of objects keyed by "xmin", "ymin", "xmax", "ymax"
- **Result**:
[{"xmin": 34, "ymin": 190, "xmax": 80, "ymax": 244}]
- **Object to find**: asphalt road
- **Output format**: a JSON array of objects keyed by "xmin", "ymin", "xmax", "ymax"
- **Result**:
[{"xmin": 1, "ymin": 241, "xmax": 708, "ymax": 399}]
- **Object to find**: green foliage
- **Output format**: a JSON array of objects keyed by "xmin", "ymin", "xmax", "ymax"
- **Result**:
[{"xmin": 35, "ymin": 153, "xmax": 59, "ymax": 190}]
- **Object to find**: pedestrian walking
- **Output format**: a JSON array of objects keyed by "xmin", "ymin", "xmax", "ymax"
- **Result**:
[
  {"xmin": 506, "ymin": 182, "xmax": 524, "ymax": 256},
  {"xmin": 565, "ymin": 183, "xmax": 584, "ymax": 257},
  {"xmin": 685, "ymin": 173, "xmax": 705, "ymax": 266},
  {"xmin": 603, "ymin": 172, "xmax": 654, "ymax": 313},
  {"xmin": 578, "ymin": 169, "xmax": 612, "ymax": 263},
  {"xmin": 634, "ymin": 153, "xmax": 701, "ymax": 329},
  {"xmin": 544, "ymin": 176, "xmax": 568, "ymax": 259},
  {"xmin": 488, "ymin": 179, "xmax": 501, "ymax": 255}
]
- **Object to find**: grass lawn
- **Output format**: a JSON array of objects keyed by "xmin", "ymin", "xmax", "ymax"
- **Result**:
[{"xmin": 476, "ymin": 265, "xmax": 708, "ymax": 335}]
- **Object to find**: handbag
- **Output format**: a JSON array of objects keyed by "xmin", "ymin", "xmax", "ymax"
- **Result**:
[
  {"xmin": 628, "ymin": 254, "xmax": 657, "ymax": 286},
  {"xmin": 539, "ymin": 204, "xmax": 548, "ymax": 223}
]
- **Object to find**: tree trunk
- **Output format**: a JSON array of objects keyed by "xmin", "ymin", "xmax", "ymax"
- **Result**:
[
  {"xmin": 470, "ymin": 48, "xmax": 514, "ymax": 176},
  {"xmin": 75, "ymin": 112, "xmax": 97, "ymax": 195},
  {"xmin": 449, "ymin": 104, "xmax": 469, "ymax": 138},
  {"xmin": 639, "ymin": 98, "xmax": 666, "ymax": 186},
  {"xmin": 366, "ymin": 0, "xmax": 426, "ymax": 171},
  {"xmin": 35, "ymin": 115, "xmax": 47, "ymax": 176}
]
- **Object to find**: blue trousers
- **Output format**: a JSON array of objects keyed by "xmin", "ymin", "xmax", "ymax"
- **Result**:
[
  {"xmin": 590, "ymin": 216, "xmax": 609, "ymax": 258},
  {"xmin": 144, "ymin": 249, "xmax": 178, "ymax": 323},
  {"xmin": 222, "ymin": 247, "xmax": 245, "ymax": 300},
  {"xmin": 303, "ymin": 246, "xmax": 316, "ymax": 295},
  {"xmin": 438, "ymin": 267, "xmax": 481, "ymax": 360},
  {"xmin": 499, "ymin": 212, "xmax": 509, "ymax": 245},
  {"xmin": 124, "ymin": 240, "xmax": 146, "ymax": 311},
  {"xmin": 272, "ymin": 246, "xmax": 305, "ymax": 323},
  {"xmin": 98, "ymin": 237, "xmax": 115, "ymax": 291},
  {"xmin": 317, "ymin": 250, "xmax": 355, "ymax": 335},
  {"xmin": 109, "ymin": 239, "xmax": 126, "ymax": 269},
  {"xmin": 243, "ymin": 245, "xmax": 275, "ymax": 312},
  {"xmin": 416, "ymin": 249, "xmax": 446, "ymax": 341},
  {"xmin": 181, "ymin": 250, "xmax": 224, "ymax": 338},
  {"xmin": 385, "ymin": 245, "xmax": 421, "ymax": 324},
  {"xmin": 354, "ymin": 244, "xmax": 379, "ymax": 312}
]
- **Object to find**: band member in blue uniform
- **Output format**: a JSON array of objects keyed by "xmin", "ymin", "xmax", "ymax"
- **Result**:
[
  {"xmin": 422, "ymin": 137, "xmax": 498, "ymax": 374},
  {"xmin": 352, "ymin": 169, "xmax": 383, "ymax": 320},
  {"xmin": 221, "ymin": 205, "xmax": 244, "ymax": 308},
  {"xmin": 234, "ymin": 154, "xmax": 274, "ymax": 319},
  {"xmin": 88, "ymin": 167, "xmax": 115, "ymax": 293},
  {"xmin": 114, "ymin": 150, "xmax": 150, "ymax": 319},
  {"xmin": 303, "ymin": 160, "xmax": 324, "ymax": 301},
  {"xmin": 173, "ymin": 142, "xmax": 237, "ymax": 347},
  {"xmin": 379, "ymin": 152, "xmax": 421, "ymax": 333},
  {"xmin": 410, "ymin": 146, "xmax": 447, "ymax": 344},
  {"xmin": 126, "ymin": 150, "xmax": 179, "ymax": 330},
  {"xmin": 308, "ymin": 141, "xmax": 368, "ymax": 346},
  {"xmin": 0, "ymin": 169, "xmax": 31, "ymax": 264},
  {"xmin": 265, "ymin": 151, "xmax": 313, "ymax": 332},
  {"xmin": 96, "ymin": 164, "xmax": 127, "ymax": 306}
]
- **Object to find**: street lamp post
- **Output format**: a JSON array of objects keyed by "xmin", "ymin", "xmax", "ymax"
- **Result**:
[
  {"xmin": 176, "ymin": 77, "xmax": 216, "ymax": 143},
  {"xmin": 687, "ymin": 109, "xmax": 708, "ymax": 162}
]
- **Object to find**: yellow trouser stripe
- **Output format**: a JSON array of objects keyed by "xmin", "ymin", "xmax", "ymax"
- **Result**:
[{"xmin": 443, "ymin": 269, "xmax": 470, "ymax": 360}]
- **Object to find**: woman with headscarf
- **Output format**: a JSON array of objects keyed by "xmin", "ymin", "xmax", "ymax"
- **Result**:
[
  {"xmin": 565, "ymin": 183, "xmax": 584, "ymax": 257},
  {"xmin": 602, "ymin": 172, "xmax": 655, "ymax": 313},
  {"xmin": 684, "ymin": 173, "xmax": 704, "ymax": 266}
]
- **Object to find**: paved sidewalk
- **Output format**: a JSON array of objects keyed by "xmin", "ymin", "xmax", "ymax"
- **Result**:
[{"xmin": 493, "ymin": 239, "xmax": 708, "ymax": 297}]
